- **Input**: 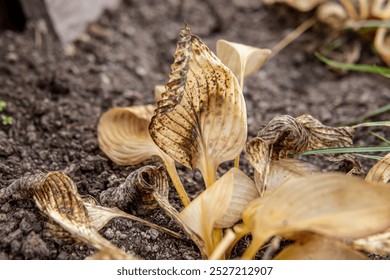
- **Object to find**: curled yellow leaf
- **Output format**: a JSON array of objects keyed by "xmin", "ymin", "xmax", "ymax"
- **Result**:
[
  {"xmin": 216, "ymin": 40, "xmax": 271, "ymax": 87},
  {"xmin": 239, "ymin": 173, "xmax": 390, "ymax": 259},
  {"xmin": 179, "ymin": 168, "xmax": 259, "ymax": 257},
  {"xmin": 365, "ymin": 152, "xmax": 390, "ymax": 183},
  {"xmin": 149, "ymin": 24, "xmax": 247, "ymax": 187},
  {"xmin": 98, "ymin": 105, "xmax": 158, "ymax": 166}
]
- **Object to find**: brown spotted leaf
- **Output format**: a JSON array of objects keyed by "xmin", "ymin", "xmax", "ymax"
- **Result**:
[
  {"xmin": 246, "ymin": 114, "xmax": 362, "ymax": 192},
  {"xmin": 149, "ymin": 24, "xmax": 247, "ymax": 187},
  {"xmin": 8, "ymin": 171, "xmax": 138, "ymax": 259}
]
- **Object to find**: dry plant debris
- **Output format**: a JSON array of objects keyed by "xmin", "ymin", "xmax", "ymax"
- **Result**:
[
  {"xmin": 263, "ymin": 0, "xmax": 390, "ymax": 66},
  {"xmin": 4, "ymin": 23, "xmax": 390, "ymax": 260}
]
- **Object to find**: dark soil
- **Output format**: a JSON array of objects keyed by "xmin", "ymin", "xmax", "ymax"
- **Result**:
[{"xmin": 0, "ymin": 0, "xmax": 389, "ymax": 260}]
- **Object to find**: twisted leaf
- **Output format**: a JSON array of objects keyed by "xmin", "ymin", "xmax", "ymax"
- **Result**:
[{"xmin": 246, "ymin": 114, "xmax": 362, "ymax": 192}]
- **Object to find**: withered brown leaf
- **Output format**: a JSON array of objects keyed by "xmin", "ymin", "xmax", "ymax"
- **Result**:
[
  {"xmin": 3, "ymin": 172, "xmax": 138, "ymax": 259},
  {"xmin": 246, "ymin": 114, "xmax": 362, "ymax": 193},
  {"xmin": 149, "ymin": 24, "xmax": 247, "ymax": 187}
]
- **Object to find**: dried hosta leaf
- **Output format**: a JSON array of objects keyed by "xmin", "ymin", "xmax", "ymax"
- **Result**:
[
  {"xmin": 246, "ymin": 114, "xmax": 362, "ymax": 192},
  {"xmin": 179, "ymin": 168, "xmax": 258, "ymax": 257},
  {"xmin": 239, "ymin": 173, "xmax": 390, "ymax": 259},
  {"xmin": 274, "ymin": 234, "xmax": 368, "ymax": 260},
  {"xmin": 317, "ymin": 2, "xmax": 348, "ymax": 29},
  {"xmin": 98, "ymin": 105, "xmax": 190, "ymax": 206},
  {"xmin": 263, "ymin": 0, "xmax": 328, "ymax": 11},
  {"xmin": 100, "ymin": 165, "xmax": 169, "ymax": 213},
  {"xmin": 149, "ymin": 24, "xmax": 247, "ymax": 187},
  {"xmin": 374, "ymin": 27, "xmax": 390, "ymax": 67},
  {"xmin": 365, "ymin": 152, "xmax": 390, "ymax": 183},
  {"xmin": 98, "ymin": 105, "xmax": 158, "ymax": 166},
  {"xmin": 6, "ymin": 171, "xmax": 137, "ymax": 259},
  {"xmin": 216, "ymin": 40, "xmax": 271, "ymax": 86},
  {"xmin": 371, "ymin": 0, "xmax": 390, "ymax": 19}
]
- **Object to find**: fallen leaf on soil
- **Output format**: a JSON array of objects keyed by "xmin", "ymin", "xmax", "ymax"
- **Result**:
[
  {"xmin": 235, "ymin": 173, "xmax": 390, "ymax": 259},
  {"xmin": 274, "ymin": 233, "xmax": 368, "ymax": 260},
  {"xmin": 263, "ymin": 0, "xmax": 328, "ymax": 11},
  {"xmin": 98, "ymin": 105, "xmax": 190, "ymax": 206},
  {"xmin": 365, "ymin": 152, "xmax": 390, "ymax": 183},
  {"xmin": 2, "ymin": 171, "xmax": 137, "ymax": 259},
  {"xmin": 179, "ymin": 168, "xmax": 259, "ymax": 257},
  {"xmin": 149, "ymin": 24, "xmax": 247, "ymax": 188},
  {"xmin": 216, "ymin": 40, "xmax": 271, "ymax": 87},
  {"xmin": 100, "ymin": 165, "xmax": 169, "ymax": 213},
  {"xmin": 246, "ymin": 114, "xmax": 362, "ymax": 193}
]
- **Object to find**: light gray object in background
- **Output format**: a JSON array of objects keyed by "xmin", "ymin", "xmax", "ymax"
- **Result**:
[{"xmin": 19, "ymin": 0, "xmax": 121, "ymax": 43}]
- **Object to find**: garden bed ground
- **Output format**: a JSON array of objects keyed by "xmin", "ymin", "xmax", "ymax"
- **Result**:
[{"xmin": 0, "ymin": 0, "xmax": 389, "ymax": 260}]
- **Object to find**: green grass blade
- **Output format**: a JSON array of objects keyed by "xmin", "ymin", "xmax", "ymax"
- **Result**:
[
  {"xmin": 354, "ymin": 153, "xmax": 383, "ymax": 160},
  {"xmin": 353, "ymin": 121, "xmax": 390, "ymax": 128},
  {"xmin": 302, "ymin": 146, "xmax": 390, "ymax": 155},
  {"xmin": 345, "ymin": 20, "xmax": 390, "ymax": 30},
  {"xmin": 341, "ymin": 105, "xmax": 390, "ymax": 126},
  {"xmin": 370, "ymin": 132, "xmax": 390, "ymax": 145},
  {"xmin": 315, "ymin": 52, "xmax": 390, "ymax": 75}
]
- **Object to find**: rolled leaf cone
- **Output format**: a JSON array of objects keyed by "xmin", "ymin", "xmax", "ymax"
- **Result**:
[{"xmin": 216, "ymin": 40, "xmax": 271, "ymax": 87}]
